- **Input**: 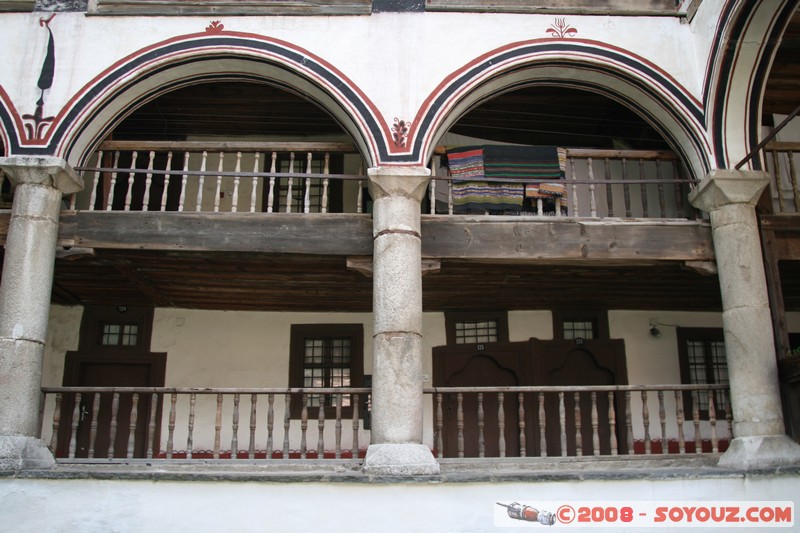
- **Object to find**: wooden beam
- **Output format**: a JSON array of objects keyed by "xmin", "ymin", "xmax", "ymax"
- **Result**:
[
  {"xmin": 420, "ymin": 217, "xmax": 715, "ymax": 262},
  {"xmin": 57, "ymin": 212, "xmax": 374, "ymax": 256},
  {"xmin": 105, "ymin": 257, "xmax": 175, "ymax": 308}
]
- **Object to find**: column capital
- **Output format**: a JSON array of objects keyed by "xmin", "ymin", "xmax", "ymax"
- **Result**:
[
  {"xmin": 367, "ymin": 166, "xmax": 430, "ymax": 202},
  {"xmin": 0, "ymin": 156, "xmax": 83, "ymax": 194},
  {"xmin": 688, "ymin": 169, "xmax": 769, "ymax": 213}
]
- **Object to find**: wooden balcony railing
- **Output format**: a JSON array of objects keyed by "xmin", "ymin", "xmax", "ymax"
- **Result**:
[
  {"xmin": 764, "ymin": 141, "xmax": 800, "ymax": 214},
  {"xmin": 60, "ymin": 141, "xmax": 700, "ymax": 220},
  {"xmin": 425, "ymin": 384, "xmax": 731, "ymax": 459},
  {"xmin": 41, "ymin": 387, "xmax": 371, "ymax": 462},
  {"xmin": 429, "ymin": 149, "xmax": 699, "ymax": 219},
  {"xmin": 71, "ymin": 141, "xmax": 368, "ymax": 215},
  {"xmin": 42, "ymin": 384, "xmax": 730, "ymax": 463}
]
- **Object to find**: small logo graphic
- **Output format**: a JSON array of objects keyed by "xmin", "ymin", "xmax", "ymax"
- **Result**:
[
  {"xmin": 497, "ymin": 502, "xmax": 556, "ymax": 525},
  {"xmin": 391, "ymin": 117, "xmax": 411, "ymax": 147}
]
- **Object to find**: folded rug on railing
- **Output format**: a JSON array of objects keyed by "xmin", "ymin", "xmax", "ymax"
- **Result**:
[
  {"xmin": 526, "ymin": 182, "xmax": 568, "ymax": 198},
  {"xmin": 444, "ymin": 146, "xmax": 485, "ymax": 179},
  {"xmin": 483, "ymin": 145, "xmax": 566, "ymax": 181},
  {"xmin": 450, "ymin": 181, "xmax": 526, "ymax": 213}
]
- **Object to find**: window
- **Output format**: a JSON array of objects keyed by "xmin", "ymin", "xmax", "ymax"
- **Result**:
[
  {"xmin": 553, "ymin": 310, "xmax": 609, "ymax": 340},
  {"xmin": 266, "ymin": 154, "xmax": 344, "ymax": 213},
  {"xmin": 79, "ymin": 306, "xmax": 153, "ymax": 353},
  {"xmin": 677, "ymin": 328, "xmax": 729, "ymax": 417},
  {"xmin": 289, "ymin": 324, "xmax": 364, "ymax": 418},
  {"xmin": 445, "ymin": 311, "xmax": 509, "ymax": 346}
]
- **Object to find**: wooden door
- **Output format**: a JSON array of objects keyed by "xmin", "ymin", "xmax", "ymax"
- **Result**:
[
  {"xmin": 433, "ymin": 343, "xmax": 530, "ymax": 457},
  {"xmin": 57, "ymin": 352, "xmax": 166, "ymax": 459},
  {"xmin": 532, "ymin": 339, "xmax": 628, "ymax": 456}
]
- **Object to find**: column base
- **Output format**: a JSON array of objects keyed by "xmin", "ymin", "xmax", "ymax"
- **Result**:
[
  {"xmin": 717, "ymin": 435, "xmax": 800, "ymax": 470},
  {"xmin": 0, "ymin": 435, "xmax": 56, "ymax": 471},
  {"xmin": 363, "ymin": 443, "xmax": 440, "ymax": 476}
]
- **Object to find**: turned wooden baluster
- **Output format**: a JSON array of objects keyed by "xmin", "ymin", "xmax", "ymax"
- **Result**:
[
  {"xmin": 187, "ymin": 392, "xmax": 196, "ymax": 459},
  {"xmin": 607, "ymin": 391, "xmax": 618, "ymax": 456},
  {"xmin": 267, "ymin": 152, "xmax": 277, "ymax": 213},
  {"xmin": 642, "ymin": 390, "xmax": 651, "ymax": 455},
  {"xmin": 477, "ymin": 392, "xmax": 485, "ymax": 458},
  {"xmin": 68, "ymin": 392, "xmax": 82, "ymax": 459},
  {"xmin": 213, "ymin": 393, "xmax": 223, "ymax": 459},
  {"xmin": 88, "ymin": 150, "xmax": 102, "ymax": 210},
  {"xmin": 351, "ymin": 394, "xmax": 360, "ymax": 458},
  {"xmin": 557, "ymin": 392, "xmax": 567, "ymax": 457},
  {"xmin": 639, "ymin": 158, "xmax": 649, "ymax": 218},
  {"xmin": 166, "ymin": 392, "xmax": 177, "ymax": 459},
  {"xmin": 142, "ymin": 150, "xmax": 155, "ymax": 211},
  {"xmin": 456, "ymin": 393, "xmax": 464, "ymax": 458},
  {"xmin": 283, "ymin": 394, "xmax": 291, "ymax": 457},
  {"xmin": 300, "ymin": 394, "xmax": 309, "ymax": 459},
  {"xmin": 658, "ymin": 390, "xmax": 667, "ymax": 454},
  {"xmin": 107, "ymin": 392, "xmax": 120, "ymax": 459},
  {"xmin": 213, "ymin": 152, "xmax": 224, "ymax": 212},
  {"xmin": 249, "ymin": 394, "xmax": 257, "ymax": 459},
  {"xmin": 304, "ymin": 152, "xmax": 312, "ymax": 214},
  {"xmin": 178, "ymin": 152, "xmax": 189, "ymax": 212},
  {"xmin": 604, "ymin": 158, "xmax": 614, "ymax": 217},
  {"xmin": 656, "ymin": 159, "xmax": 666, "ymax": 217},
  {"xmin": 196, "ymin": 151, "xmax": 207, "ymax": 212},
  {"xmin": 126, "ymin": 393, "xmax": 139, "ymax": 459},
  {"xmin": 622, "ymin": 158, "xmax": 632, "ymax": 217},
  {"xmin": 625, "ymin": 391, "xmax": 633, "ymax": 455},
  {"xmin": 146, "ymin": 392, "xmax": 158, "ymax": 459},
  {"xmin": 538, "ymin": 392, "xmax": 547, "ymax": 457},
  {"xmin": 591, "ymin": 392, "xmax": 599, "ymax": 456},
  {"xmin": 317, "ymin": 394, "xmax": 326, "ymax": 457},
  {"xmin": 266, "ymin": 393, "xmax": 275, "ymax": 458},
  {"xmin": 335, "ymin": 394, "xmax": 342, "ymax": 459},
  {"xmin": 231, "ymin": 393, "xmax": 240, "ymax": 459},
  {"xmin": 231, "ymin": 152, "xmax": 241, "ymax": 213},
  {"xmin": 497, "ymin": 392, "xmax": 506, "ymax": 458},
  {"xmin": 435, "ymin": 393, "xmax": 444, "ymax": 457},
  {"xmin": 587, "ymin": 158, "xmax": 597, "ymax": 217},
  {"xmin": 518, "ymin": 392, "xmax": 526, "ymax": 458},
  {"xmin": 250, "ymin": 152, "xmax": 260, "ymax": 213},
  {"xmin": 574, "ymin": 392, "xmax": 583, "ymax": 457},
  {"xmin": 321, "ymin": 153, "xmax": 330, "ymax": 214},
  {"xmin": 569, "ymin": 157, "xmax": 579, "ymax": 216},
  {"xmin": 160, "ymin": 151, "xmax": 173, "ymax": 211},
  {"xmin": 87, "ymin": 393, "xmax": 100, "ymax": 459},
  {"xmin": 49, "ymin": 393, "xmax": 62, "ymax": 453},
  {"xmin": 106, "ymin": 151, "xmax": 120, "ymax": 210},
  {"xmin": 708, "ymin": 390, "xmax": 719, "ymax": 453},
  {"xmin": 124, "ymin": 151, "xmax": 138, "ymax": 211},
  {"xmin": 675, "ymin": 390, "xmax": 686, "ymax": 454},
  {"xmin": 285, "ymin": 152, "xmax": 295, "ymax": 213},
  {"xmin": 692, "ymin": 390, "xmax": 702, "ymax": 454}
]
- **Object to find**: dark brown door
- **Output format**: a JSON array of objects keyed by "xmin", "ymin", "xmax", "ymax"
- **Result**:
[
  {"xmin": 433, "ymin": 343, "xmax": 530, "ymax": 457},
  {"xmin": 532, "ymin": 339, "xmax": 628, "ymax": 456},
  {"xmin": 57, "ymin": 352, "xmax": 166, "ymax": 459}
]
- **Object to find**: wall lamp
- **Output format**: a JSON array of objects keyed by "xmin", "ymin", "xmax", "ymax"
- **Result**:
[{"xmin": 649, "ymin": 319, "xmax": 678, "ymax": 339}]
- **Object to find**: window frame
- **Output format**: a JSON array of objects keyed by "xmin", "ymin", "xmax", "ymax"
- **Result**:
[
  {"xmin": 288, "ymin": 324, "xmax": 364, "ymax": 419},
  {"xmin": 78, "ymin": 305, "xmax": 154, "ymax": 354},
  {"xmin": 444, "ymin": 310, "xmax": 509, "ymax": 346},
  {"xmin": 552, "ymin": 309, "xmax": 609, "ymax": 341},
  {"xmin": 676, "ymin": 327, "xmax": 729, "ymax": 419}
]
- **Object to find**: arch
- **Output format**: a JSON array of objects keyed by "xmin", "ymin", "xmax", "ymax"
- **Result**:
[
  {"xmin": 1, "ymin": 30, "xmax": 386, "ymax": 167},
  {"xmin": 404, "ymin": 39, "xmax": 711, "ymax": 180},
  {"xmin": 704, "ymin": 0, "xmax": 798, "ymax": 169}
]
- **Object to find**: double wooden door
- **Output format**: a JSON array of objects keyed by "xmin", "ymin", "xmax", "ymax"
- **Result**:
[{"xmin": 433, "ymin": 339, "xmax": 627, "ymax": 458}]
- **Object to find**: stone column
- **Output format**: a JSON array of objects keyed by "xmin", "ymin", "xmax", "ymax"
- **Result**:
[
  {"xmin": 0, "ymin": 156, "xmax": 83, "ymax": 470},
  {"xmin": 362, "ymin": 166, "xmax": 439, "ymax": 476},
  {"xmin": 689, "ymin": 169, "xmax": 800, "ymax": 469}
]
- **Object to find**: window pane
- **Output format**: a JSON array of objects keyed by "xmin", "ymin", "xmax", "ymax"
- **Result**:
[
  {"xmin": 455, "ymin": 320, "xmax": 498, "ymax": 344},
  {"xmin": 564, "ymin": 320, "xmax": 594, "ymax": 340},
  {"xmin": 121, "ymin": 324, "xmax": 138, "ymax": 346},
  {"xmin": 102, "ymin": 324, "xmax": 120, "ymax": 345}
]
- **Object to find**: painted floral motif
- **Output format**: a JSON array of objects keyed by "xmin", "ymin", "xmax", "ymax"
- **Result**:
[
  {"xmin": 546, "ymin": 18, "xmax": 578, "ymax": 39},
  {"xmin": 392, "ymin": 118, "xmax": 411, "ymax": 148},
  {"xmin": 206, "ymin": 20, "xmax": 225, "ymax": 33}
]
